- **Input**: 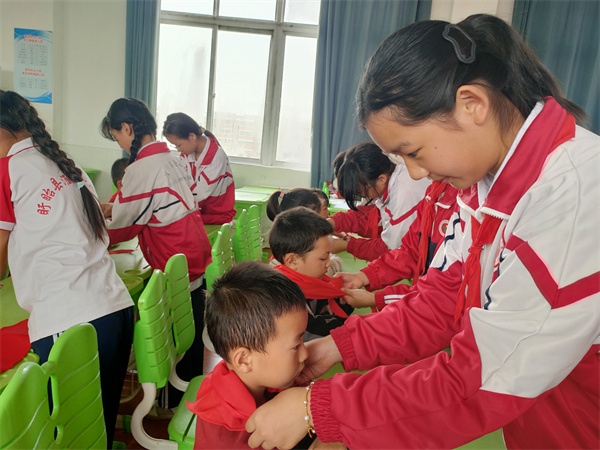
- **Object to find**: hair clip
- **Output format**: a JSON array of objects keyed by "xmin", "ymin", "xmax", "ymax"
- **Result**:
[{"xmin": 443, "ymin": 24, "xmax": 476, "ymax": 64}]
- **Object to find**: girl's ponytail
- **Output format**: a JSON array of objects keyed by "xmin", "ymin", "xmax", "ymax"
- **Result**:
[
  {"xmin": 266, "ymin": 189, "xmax": 322, "ymax": 222},
  {"xmin": 101, "ymin": 98, "xmax": 157, "ymax": 165},
  {"xmin": 1, "ymin": 91, "xmax": 106, "ymax": 241}
]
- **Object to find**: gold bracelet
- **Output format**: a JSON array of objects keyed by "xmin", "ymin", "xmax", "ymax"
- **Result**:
[{"xmin": 304, "ymin": 382, "xmax": 316, "ymax": 438}]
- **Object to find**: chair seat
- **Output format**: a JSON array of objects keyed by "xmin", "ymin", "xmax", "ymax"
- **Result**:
[{"xmin": 168, "ymin": 375, "xmax": 204, "ymax": 449}]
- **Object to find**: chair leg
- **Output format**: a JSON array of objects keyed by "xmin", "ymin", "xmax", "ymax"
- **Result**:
[{"xmin": 131, "ymin": 383, "xmax": 178, "ymax": 450}]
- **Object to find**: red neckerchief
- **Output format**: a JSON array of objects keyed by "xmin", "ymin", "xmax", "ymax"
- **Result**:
[
  {"xmin": 413, "ymin": 181, "xmax": 448, "ymax": 282},
  {"xmin": 454, "ymin": 98, "xmax": 576, "ymax": 323},
  {"xmin": 274, "ymin": 264, "xmax": 348, "ymax": 318},
  {"xmin": 187, "ymin": 360, "xmax": 256, "ymax": 431},
  {"xmin": 108, "ymin": 190, "xmax": 119, "ymax": 203}
]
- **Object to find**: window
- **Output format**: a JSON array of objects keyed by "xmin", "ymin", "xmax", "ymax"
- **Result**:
[{"xmin": 157, "ymin": 0, "xmax": 320, "ymax": 170}]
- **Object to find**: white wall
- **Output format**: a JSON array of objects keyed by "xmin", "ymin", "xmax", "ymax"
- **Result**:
[{"xmin": 1, "ymin": 0, "xmax": 512, "ymax": 199}]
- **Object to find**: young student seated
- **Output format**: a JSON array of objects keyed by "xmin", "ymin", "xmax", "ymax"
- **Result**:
[
  {"xmin": 269, "ymin": 207, "xmax": 353, "ymax": 341},
  {"xmin": 108, "ymin": 157, "xmax": 129, "ymax": 203},
  {"xmin": 188, "ymin": 261, "xmax": 341, "ymax": 450},
  {"xmin": 266, "ymin": 188, "xmax": 342, "ymax": 277}
]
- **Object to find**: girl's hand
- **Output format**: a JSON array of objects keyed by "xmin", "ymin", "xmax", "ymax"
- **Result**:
[
  {"xmin": 101, "ymin": 202, "xmax": 113, "ymax": 218},
  {"xmin": 342, "ymin": 288, "xmax": 376, "ymax": 309},
  {"xmin": 309, "ymin": 437, "xmax": 347, "ymax": 450},
  {"xmin": 296, "ymin": 335, "xmax": 342, "ymax": 386},
  {"xmin": 334, "ymin": 271, "xmax": 369, "ymax": 289},
  {"xmin": 246, "ymin": 387, "xmax": 307, "ymax": 449},
  {"xmin": 331, "ymin": 238, "xmax": 349, "ymax": 254}
]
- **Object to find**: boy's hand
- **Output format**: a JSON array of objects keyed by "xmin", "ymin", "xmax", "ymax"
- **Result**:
[
  {"xmin": 309, "ymin": 437, "xmax": 347, "ymax": 450},
  {"xmin": 296, "ymin": 335, "xmax": 342, "ymax": 386},
  {"xmin": 246, "ymin": 387, "xmax": 307, "ymax": 449},
  {"xmin": 334, "ymin": 271, "xmax": 369, "ymax": 289},
  {"xmin": 101, "ymin": 202, "xmax": 113, "ymax": 218},
  {"xmin": 342, "ymin": 288, "xmax": 376, "ymax": 309},
  {"xmin": 331, "ymin": 238, "xmax": 349, "ymax": 254}
]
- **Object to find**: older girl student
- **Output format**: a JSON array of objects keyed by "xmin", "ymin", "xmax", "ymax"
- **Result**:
[
  {"xmin": 0, "ymin": 91, "xmax": 134, "ymax": 448},
  {"xmin": 163, "ymin": 112, "xmax": 235, "ymax": 225},
  {"xmin": 329, "ymin": 142, "xmax": 429, "ymax": 261},
  {"xmin": 100, "ymin": 98, "xmax": 211, "ymax": 408},
  {"xmin": 245, "ymin": 14, "xmax": 599, "ymax": 450}
]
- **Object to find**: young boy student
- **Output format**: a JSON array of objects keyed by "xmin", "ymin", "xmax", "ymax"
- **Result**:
[
  {"xmin": 188, "ymin": 261, "xmax": 343, "ymax": 450},
  {"xmin": 269, "ymin": 207, "xmax": 353, "ymax": 341},
  {"xmin": 108, "ymin": 157, "xmax": 128, "ymax": 202}
]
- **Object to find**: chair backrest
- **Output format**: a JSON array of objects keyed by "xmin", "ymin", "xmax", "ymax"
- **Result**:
[
  {"xmin": 205, "ymin": 223, "xmax": 233, "ymax": 291},
  {"xmin": 164, "ymin": 254, "xmax": 195, "ymax": 356},
  {"xmin": 232, "ymin": 209, "xmax": 254, "ymax": 263},
  {"xmin": 248, "ymin": 205, "xmax": 263, "ymax": 261},
  {"xmin": 133, "ymin": 269, "xmax": 175, "ymax": 388},
  {"xmin": 0, "ymin": 323, "xmax": 106, "ymax": 449}
]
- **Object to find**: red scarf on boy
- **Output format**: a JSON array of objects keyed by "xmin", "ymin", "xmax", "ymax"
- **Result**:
[{"xmin": 274, "ymin": 264, "xmax": 349, "ymax": 318}]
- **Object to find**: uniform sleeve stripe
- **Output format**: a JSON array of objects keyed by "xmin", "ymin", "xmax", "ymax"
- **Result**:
[
  {"xmin": 119, "ymin": 186, "xmax": 192, "ymax": 210},
  {"xmin": 200, "ymin": 171, "xmax": 233, "ymax": 185},
  {"xmin": 507, "ymin": 235, "xmax": 600, "ymax": 307},
  {"xmin": 386, "ymin": 202, "xmax": 420, "ymax": 225}
]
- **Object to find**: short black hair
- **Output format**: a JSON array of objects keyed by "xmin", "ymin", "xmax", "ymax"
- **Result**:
[
  {"xmin": 111, "ymin": 157, "xmax": 129, "ymax": 187},
  {"xmin": 206, "ymin": 261, "xmax": 306, "ymax": 361},
  {"xmin": 269, "ymin": 207, "xmax": 334, "ymax": 263}
]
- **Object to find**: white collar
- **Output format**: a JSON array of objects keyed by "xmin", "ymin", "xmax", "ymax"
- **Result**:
[{"xmin": 7, "ymin": 137, "xmax": 37, "ymax": 157}]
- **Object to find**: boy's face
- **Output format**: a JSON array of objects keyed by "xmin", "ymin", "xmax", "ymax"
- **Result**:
[
  {"xmin": 290, "ymin": 235, "xmax": 332, "ymax": 279},
  {"xmin": 317, "ymin": 199, "xmax": 330, "ymax": 218},
  {"xmin": 251, "ymin": 308, "xmax": 308, "ymax": 390}
]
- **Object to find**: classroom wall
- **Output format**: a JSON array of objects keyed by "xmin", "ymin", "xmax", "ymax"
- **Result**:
[{"xmin": 1, "ymin": 0, "xmax": 512, "ymax": 199}]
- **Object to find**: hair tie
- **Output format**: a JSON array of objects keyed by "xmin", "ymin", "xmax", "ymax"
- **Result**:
[
  {"xmin": 279, "ymin": 191, "xmax": 285, "ymax": 199},
  {"xmin": 443, "ymin": 24, "xmax": 476, "ymax": 64},
  {"xmin": 76, "ymin": 181, "xmax": 85, "ymax": 190}
]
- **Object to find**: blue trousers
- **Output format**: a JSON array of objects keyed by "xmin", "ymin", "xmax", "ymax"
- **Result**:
[{"xmin": 31, "ymin": 306, "xmax": 134, "ymax": 449}]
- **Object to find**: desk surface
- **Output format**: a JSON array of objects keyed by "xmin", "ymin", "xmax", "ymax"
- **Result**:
[{"xmin": 109, "ymin": 238, "xmax": 153, "ymax": 280}]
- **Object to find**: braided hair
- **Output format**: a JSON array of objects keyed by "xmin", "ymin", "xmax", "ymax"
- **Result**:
[
  {"xmin": 0, "ymin": 90, "xmax": 106, "ymax": 241},
  {"xmin": 100, "ymin": 98, "xmax": 157, "ymax": 165}
]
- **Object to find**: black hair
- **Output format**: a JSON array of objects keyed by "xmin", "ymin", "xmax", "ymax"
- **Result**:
[
  {"xmin": 162, "ymin": 112, "xmax": 221, "ymax": 146},
  {"xmin": 333, "ymin": 142, "xmax": 394, "ymax": 210},
  {"xmin": 0, "ymin": 90, "xmax": 106, "ymax": 241},
  {"xmin": 311, "ymin": 188, "xmax": 329, "ymax": 205},
  {"xmin": 100, "ymin": 98, "xmax": 157, "ymax": 165},
  {"xmin": 269, "ymin": 206, "xmax": 334, "ymax": 263},
  {"xmin": 266, "ymin": 188, "xmax": 322, "ymax": 222},
  {"xmin": 357, "ymin": 14, "xmax": 586, "ymax": 136},
  {"xmin": 206, "ymin": 261, "xmax": 306, "ymax": 361},
  {"xmin": 110, "ymin": 157, "xmax": 129, "ymax": 187}
]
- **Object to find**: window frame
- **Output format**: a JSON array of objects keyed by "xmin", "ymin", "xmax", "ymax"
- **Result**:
[{"xmin": 159, "ymin": 1, "xmax": 319, "ymax": 170}]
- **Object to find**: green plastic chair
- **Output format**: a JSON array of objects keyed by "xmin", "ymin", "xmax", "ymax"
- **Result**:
[
  {"xmin": 232, "ymin": 209, "xmax": 255, "ymax": 263},
  {"xmin": 204, "ymin": 223, "xmax": 233, "ymax": 292},
  {"xmin": 248, "ymin": 205, "xmax": 263, "ymax": 262},
  {"xmin": 0, "ymin": 323, "xmax": 106, "ymax": 449},
  {"xmin": 131, "ymin": 267, "xmax": 205, "ymax": 449}
]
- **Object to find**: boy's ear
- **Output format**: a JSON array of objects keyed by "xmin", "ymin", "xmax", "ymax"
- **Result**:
[
  {"xmin": 455, "ymin": 84, "xmax": 490, "ymax": 126},
  {"xmin": 229, "ymin": 347, "xmax": 254, "ymax": 374},
  {"xmin": 283, "ymin": 252, "xmax": 299, "ymax": 268},
  {"xmin": 116, "ymin": 180, "xmax": 123, "ymax": 190}
]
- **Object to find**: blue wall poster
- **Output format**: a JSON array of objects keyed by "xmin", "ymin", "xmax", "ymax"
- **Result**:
[{"xmin": 14, "ymin": 28, "xmax": 53, "ymax": 104}]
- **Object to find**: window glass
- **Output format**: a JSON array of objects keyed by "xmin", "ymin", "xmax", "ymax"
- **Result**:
[
  {"xmin": 284, "ymin": 0, "xmax": 320, "ymax": 25},
  {"xmin": 219, "ymin": 0, "xmax": 276, "ymax": 21},
  {"xmin": 276, "ymin": 35, "xmax": 317, "ymax": 167},
  {"xmin": 213, "ymin": 31, "xmax": 270, "ymax": 159},
  {"xmin": 156, "ymin": 24, "xmax": 212, "ymax": 145},
  {"xmin": 161, "ymin": 0, "xmax": 213, "ymax": 15}
]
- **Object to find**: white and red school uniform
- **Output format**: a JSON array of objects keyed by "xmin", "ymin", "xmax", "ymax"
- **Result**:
[
  {"xmin": 181, "ymin": 135, "xmax": 235, "ymax": 225},
  {"xmin": 331, "ymin": 162, "xmax": 429, "ymax": 261},
  {"xmin": 108, "ymin": 141, "xmax": 211, "ymax": 287},
  {"xmin": 0, "ymin": 138, "xmax": 133, "ymax": 342},
  {"xmin": 361, "ymin": 181, "xmax": 459, "ymax": 311},
  {"xmin": 310, "ymin": 99, "xmax": 600, "ymax": 449}
]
